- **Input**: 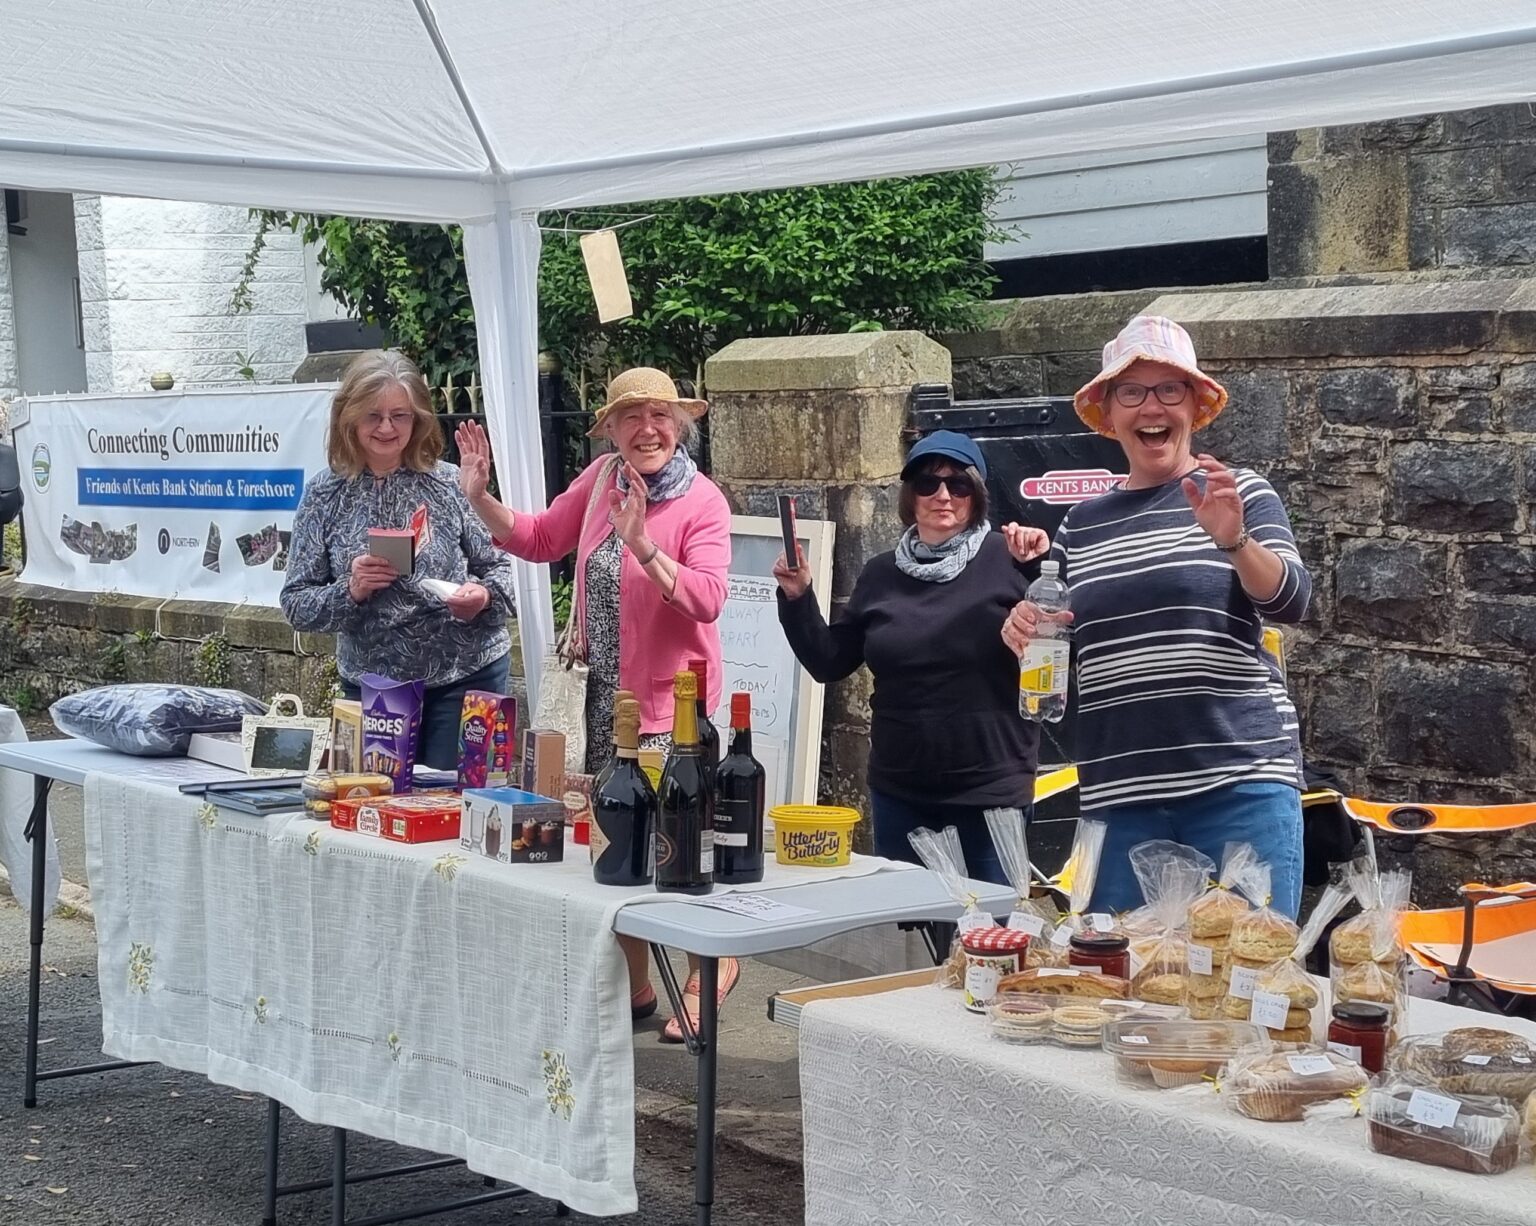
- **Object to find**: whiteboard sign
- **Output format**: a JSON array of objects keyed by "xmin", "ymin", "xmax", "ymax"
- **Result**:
[{"xmin": 715, "ymin": 515, "xmax": 834, "ymax": 812}]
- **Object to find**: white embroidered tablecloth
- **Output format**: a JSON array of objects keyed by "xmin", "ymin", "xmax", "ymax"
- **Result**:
[
  {"xmin": 0, "ymin": 705, "xmax": 59, "ymax": 916},
  {"xmin": 84, "ymin": 771, "xmax": 901, "ymax": 1216},
  {"xmin": 799, "ymin": 985, "xmax": 1536, "ymax": 1226}
]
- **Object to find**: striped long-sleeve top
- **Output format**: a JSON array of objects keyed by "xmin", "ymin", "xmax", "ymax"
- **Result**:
[{"xmin": 1052, "ymin": 467, "xmax": 1311, "ymax": 814}]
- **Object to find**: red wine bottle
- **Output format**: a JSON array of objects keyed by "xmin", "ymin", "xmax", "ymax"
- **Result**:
[
  {"xmin": 656, "ymin": 671, "xmax": 713, "ymax": 894},
  {"xmin": 591, "ymin": 698, "xmax": 656, "ymax": 887},
  {"xmin": 714, "ymin": 692, "xmax": 765, "ymax": 884},
  {"xmin": 688, "ymin": 657, "xmax": 720, "ymax": 801}
]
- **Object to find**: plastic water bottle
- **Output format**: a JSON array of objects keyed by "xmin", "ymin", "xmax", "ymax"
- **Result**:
[{"xmin": 1019, "ymin": 560, "xmax": 1070, "ymax": 723}]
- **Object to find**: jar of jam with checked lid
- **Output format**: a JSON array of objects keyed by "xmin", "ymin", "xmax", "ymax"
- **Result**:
[{"xmin": 960, "ymin": 927, "xmax": 1032, "ymax": 1012}]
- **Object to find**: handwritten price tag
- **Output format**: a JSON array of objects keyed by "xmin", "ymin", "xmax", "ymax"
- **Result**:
[
  {"xmin": 1461, "ymin": 1054, "xmax": 1493, "ymax": 1066},
  {"xmin": 1228, "ymin": 965, "xmax": 1261, "ymax": 1001},
  {"xmin": 1286, "ymin": 1054, "xmax": 1335, "ymax": 1077},
  {"xmin": 1406, "ymin": 1089, "xmax": 1461, "ymax": 1130},
  {"xmin": 1089, "ymin": 913, "xmax": 1116, "ymax": 933},
  {"xmin": 1249, "ymin": 990, "xmax": 1291, "ymax": 1031},
  {"xmin": 1050, "ymin": 926, "xmax": 1073, "ymax": 949},
  {"xmin": 1007, "ymin": 911, "xmax": 1046, "ymax": 937},
  {"xmin": 1187, "ymin": 944, "xmax": 1214, "ymax": 977}
]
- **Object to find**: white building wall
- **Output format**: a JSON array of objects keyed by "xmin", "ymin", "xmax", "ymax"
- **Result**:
[
  {"xmin": 988, "ymin": 136, "xmax": 1269, "ymax": 260},
  {"xmin": 0, "ymin": 223, "xmax": 19, "ymax": 409},
  {"xmin": 75, "ymin": 196, "xmax": 309, "ymax": 393}
]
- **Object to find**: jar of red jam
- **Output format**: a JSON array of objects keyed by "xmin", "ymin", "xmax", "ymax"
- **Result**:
[
  {"xmin": 1328, "ymin": 1001, "xmax": 1389, "ymax": 1073},
  {"xmin": 1068, "ymin": 932, "xmax": 1130, "ymax": 980}
]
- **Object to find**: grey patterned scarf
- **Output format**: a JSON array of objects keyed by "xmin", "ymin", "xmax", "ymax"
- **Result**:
[
  {"xmin": 894, "ymin": 520, "xmax": 991, "ymax": 583},
  {"xmin": 617, "ymin": 446, "xmax": 697, "ymax": 502}
]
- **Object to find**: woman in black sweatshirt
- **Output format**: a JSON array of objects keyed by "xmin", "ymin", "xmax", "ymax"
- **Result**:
[{"xmin": 774, "ymin": 431, "xmax": 1047, "ymax": 884}]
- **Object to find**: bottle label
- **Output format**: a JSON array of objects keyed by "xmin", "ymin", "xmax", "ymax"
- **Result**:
[
  {"xmin": 699, "ymin": 831, "xmax": 714, "ymax": 876},
  {"xmin": 654, "ymin": 830, "xmax": 677, "ymax": 874},
  {"xmin": 1018, "ymin": 640, "xmax": 1070, "ymax": 697},
  {"xmin": 589, "ymin": 818, "xmax": 610, "ymax": 864},
  {"xmin": 715, "ymin": 832, "xmax": 749, "ymax": 847}
]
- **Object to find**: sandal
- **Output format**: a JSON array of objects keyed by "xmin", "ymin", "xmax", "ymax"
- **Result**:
[
  {"xmin": 630, "ymin": 983, "xmax": 658, "ymax": 1021},
  {"xmin": 660, "ymin": 958, "xmax": 740, "ymax": 1044}
]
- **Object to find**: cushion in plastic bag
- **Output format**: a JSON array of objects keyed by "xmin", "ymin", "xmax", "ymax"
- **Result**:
[{"xmin": 50, "ymin": 685, "xmax": 267, "ymax": 756}]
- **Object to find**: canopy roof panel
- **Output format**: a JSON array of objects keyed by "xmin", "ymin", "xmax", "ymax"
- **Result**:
[{"xmin": 3, "ymin": 1, "xmax": 1535, "ymax": 219}]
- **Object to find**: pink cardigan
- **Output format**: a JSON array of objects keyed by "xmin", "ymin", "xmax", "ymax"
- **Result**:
[{"xmin": 495, "ymin": 457, "xmax": 730, "ymax": 733}]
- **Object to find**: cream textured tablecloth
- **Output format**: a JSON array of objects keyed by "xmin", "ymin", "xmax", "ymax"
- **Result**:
[
  {"xmin": 799, "ymin": 985, "xmax": 1536, "ymax": 1226},
  {"xmin": 84, "ymin": 771, "xmax": 902, "ymax": 1216}
]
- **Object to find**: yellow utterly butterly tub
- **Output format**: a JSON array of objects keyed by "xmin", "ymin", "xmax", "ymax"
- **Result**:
[{"xmin": 770, "ymin": 805, "xmax": 860, "ymax": 868}]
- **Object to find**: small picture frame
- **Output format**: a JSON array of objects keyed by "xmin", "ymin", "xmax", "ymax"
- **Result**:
[{"xmin": 242, "ymin": 693, "xmax": 331, "ymax": 778}]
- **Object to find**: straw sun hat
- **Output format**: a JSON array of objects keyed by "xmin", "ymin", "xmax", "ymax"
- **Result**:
[
  {"xmin": 586, "ymin": 367, "xmax": 708, "ymax": 438},
  {"xmin": 1073, "ymin": 315, "xmax": 1228, "ymax": 437}
]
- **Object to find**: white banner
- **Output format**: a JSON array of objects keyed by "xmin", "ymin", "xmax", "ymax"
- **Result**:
[{"xmin": 11, "ymin": 386, "xmax": 334, "ymax": 606}]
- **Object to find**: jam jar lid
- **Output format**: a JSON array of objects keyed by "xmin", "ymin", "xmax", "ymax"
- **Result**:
[
  {"xmin": 1069, "ymin": 932, "xmax": 1130, "ymax": 953},
  {"xmin": 1331, "ymin": 1001, "xmax": 1390, "ymax": 1025}
]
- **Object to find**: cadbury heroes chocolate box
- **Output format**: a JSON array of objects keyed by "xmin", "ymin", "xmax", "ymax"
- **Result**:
[{"xmin": 359, "ymin": 673, "xmax": 425, "ymax": 790}]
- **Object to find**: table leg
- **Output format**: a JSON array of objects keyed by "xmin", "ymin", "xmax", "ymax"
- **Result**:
[
  {"xmin": 263, "ymin": 1098, "xmax": 281, "ymax": 1226},
  {"xmin": 332, "ymin": 1129, "xmax": 347, "ymax": 1226},
  {"xmin": 24, "ymin": 773, "xmax": 52, "ymax": 1109},
  {"xmin": 694, "ymin": 956, "xmax": 719, "ymax": 1226}
]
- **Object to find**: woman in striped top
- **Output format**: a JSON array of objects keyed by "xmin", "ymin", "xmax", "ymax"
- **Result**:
[{"xmin": 1003, "ymin": 316, "xmax": 1312, "ymax": 918}]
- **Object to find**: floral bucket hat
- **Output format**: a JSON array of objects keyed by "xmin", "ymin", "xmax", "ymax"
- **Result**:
[{"xmin": 1073, "ymin": 315, "xmax": 1228, "ymax": 437}]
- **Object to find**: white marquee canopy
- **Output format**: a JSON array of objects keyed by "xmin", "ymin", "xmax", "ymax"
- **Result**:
[{"xmin": 6, "ymin": 0, "xmax": 1536, "ymax": 699}]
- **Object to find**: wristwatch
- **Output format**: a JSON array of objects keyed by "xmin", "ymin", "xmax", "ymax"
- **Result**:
[{"xmin": 1215, "ymin": 527, "xmax": 1249, "ymax": 554}]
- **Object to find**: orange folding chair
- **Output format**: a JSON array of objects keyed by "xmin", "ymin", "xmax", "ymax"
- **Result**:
[
  {"xmin": 1339, "ymin": 795, "xmax": 1536, "ymax": 1016},
  {"xmin": 1398, "ymin": 882, "xmax": 1536, "ymax": 1014}
]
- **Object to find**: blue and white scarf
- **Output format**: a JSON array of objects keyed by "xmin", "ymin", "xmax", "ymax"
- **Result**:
[
  {"xmin": 894, "ymin": 519, "xmax": 991, "ymax": 583},
  {"xmin": 617, "ymin": 447, "xmax": 697, "ymax": 503}
]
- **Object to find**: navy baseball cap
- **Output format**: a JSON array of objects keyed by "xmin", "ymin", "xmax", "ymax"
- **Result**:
[{"xmin": 901, "ymin": 430, "xmax": 987, "ymax": 482}]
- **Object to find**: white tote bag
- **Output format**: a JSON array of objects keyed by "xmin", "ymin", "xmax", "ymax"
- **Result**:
[{"xmin": 532, "ymin": 457, "xmax": 619, "ymax": 773}]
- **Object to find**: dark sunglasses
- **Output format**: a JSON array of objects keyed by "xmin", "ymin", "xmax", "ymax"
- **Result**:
[{"xmin": 909, "ymin": 472, "xmax": 977, "ymax": 499}]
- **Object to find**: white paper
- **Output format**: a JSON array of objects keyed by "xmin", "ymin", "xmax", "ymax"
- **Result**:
[
  {"xmin": 1036, "ymin": 968, "xmax": 1081, "ymax": 978},
  {"xmin": 1286, "ymin": 1054, "xmax": 1335, "ymax": 1077},
  {"xmin": 1328, "ymin": 1041, "xmax": 1363, "ymax": 1063},
  {"xmin": 1050, "ymin": 926, "xmax": 1073, "ymax": 949},
  {"xmin": 690, "ymin": 893, "xmax": 816, "ymax": 922},
  {"xmin": 1249, "ymin": 990, "xmax": 1291, "ymax": 1030},
  {"xmin": 1121, "ymin": 1034, "xmax": 1150, "ymax": 1045},
  {"xmin": 1187, "ymin": 944, "xmax": 1214, "ymax": 976},
  {"xmin": 419, "ymin": 577, "xmax": 459, "ymax": 600},
  {"xmin": 1513, "ymin": 1055, "xmax": 1532, "ymax": 1065},
  {"xmin": 1228, "ymin": 965, "xmax": 1262, "ymax": 1001},
  {"xmin": 957, "ymin": 910, "xmax": 993, "ymax": 933},
  {"xmin": 1460, "ymin": 1054, "xmax": 1493, "ymax": 1066},
  {"xmin": 1007, "ymin": 911, "xmax": 1046, "ymax": 937},
  {"xmin": 1089, "ymin": 912, "xmax": 1115, "ymax": 932},
  {"xmin": 1406, "ymin": 1088, "xmax": 1460, "ymax": 1130},
  {"xmin": 964, "ymin": 963, "xmax": 1001, "ymax": 1007}
]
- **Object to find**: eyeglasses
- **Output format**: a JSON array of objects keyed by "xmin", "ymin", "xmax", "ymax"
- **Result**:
[
  {"xmin": 1111, "ymin": 380, "xmax": 1192, "ymax": 408},
  {"xmin": 909, "ymin": 472, "xmax": 977, "ymax": 499},
  {"xmin": 363, "ymin": 412, "xmax": 415, "ymax": 431}
]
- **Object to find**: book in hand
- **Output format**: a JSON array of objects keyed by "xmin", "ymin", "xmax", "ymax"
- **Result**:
[{"xmin": 368, "ymin": 528, "xmax": 416, "ymax": 576}]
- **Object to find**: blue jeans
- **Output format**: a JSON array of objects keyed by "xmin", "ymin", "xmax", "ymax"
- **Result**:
[
  {"xmin": 1087, "ymin": 781, "xmax": 1304, "ymax": 919},
  {"xmin": 869, "ymin": 789, "xmax": 1026, "ymax": 888},
  {"xmin": 344, "ymin": 654, "xmax": 510, "ymax": 773}
]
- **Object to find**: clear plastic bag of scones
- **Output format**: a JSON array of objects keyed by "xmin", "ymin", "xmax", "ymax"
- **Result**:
[
  {"xmin": 1240, "ymin": 882, "xmax": 1350, "ymax": 1042},
  {"xmin": 1186, "ymin": 842, "xmax": 1255, "ymax": 1018},
  {"xmin": 1127, "ymin": 840, "xmax": 1215, "ymax": 1010}
]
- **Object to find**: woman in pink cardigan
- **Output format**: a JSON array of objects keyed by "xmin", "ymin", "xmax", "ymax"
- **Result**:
[{"xmin": 456, "ymin": 366, "xmax": 735, "ymax": 1040}]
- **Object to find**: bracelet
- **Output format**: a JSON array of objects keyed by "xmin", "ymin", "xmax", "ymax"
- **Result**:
[
  {"xmin": 1215, "ymin": 526, "xmax": 1249, "ymax": 554},
  {"xmin": 636, "ymin": 541, "xmax": 660, "ymax": 566}
]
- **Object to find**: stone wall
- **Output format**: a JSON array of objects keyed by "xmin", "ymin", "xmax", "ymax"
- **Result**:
[
  {"xmin": 706, "ymin": 332, "xmax": 954, "ymax": 831},
  {"xmin": 75, "ymin": 196, "xmax": 308, "ymax": 392},
  {"xmin": 0, "ymin": 575, "xmax": 530, "ymax": 727},
  {"xmin": 1269, "ymin": 106, "xmax": 1536, "ymax": 277}
]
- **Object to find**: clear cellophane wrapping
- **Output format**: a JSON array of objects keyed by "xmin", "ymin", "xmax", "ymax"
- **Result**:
[
  {"xmin": 1127, "ymin": 840, "xmax": 1216, "ymax": 1009},
  {"xmin": 1330, "ymin": 856, "xmax": 1412, "ymax": 1036},
  {"xmin": 983, "ymin": 806, "xmax": 1064, "ymax": 967},
  {"xmin": 908, "ymin": 824, "xmax": 992, "ymax": 988},
  {"xmin": 1219, "ymin": 852, "xmax": 1303, "ymax": 1023},
  {"xmin": 1185, "ymin": 842, "xmax": 1256, "ymax": 1018},
  {"xmin": 1243, "ymin": 883, "xmax": 1351, "ymax": 1040}
]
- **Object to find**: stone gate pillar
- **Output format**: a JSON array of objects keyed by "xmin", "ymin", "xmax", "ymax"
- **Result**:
[{"xmin": 704, "ymin": 332, "xmax": 952, "ymax": 822}]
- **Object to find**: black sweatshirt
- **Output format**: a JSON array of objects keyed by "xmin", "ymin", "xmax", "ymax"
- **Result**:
[{"xmin": 777, "ymin": 532, "xmax": 1040, "ymax": 807}]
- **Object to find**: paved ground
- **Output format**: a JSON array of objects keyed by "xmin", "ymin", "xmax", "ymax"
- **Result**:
[{"xmin": 0, "ymin": 890, "xmax": 808, "ymax": 1225}]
